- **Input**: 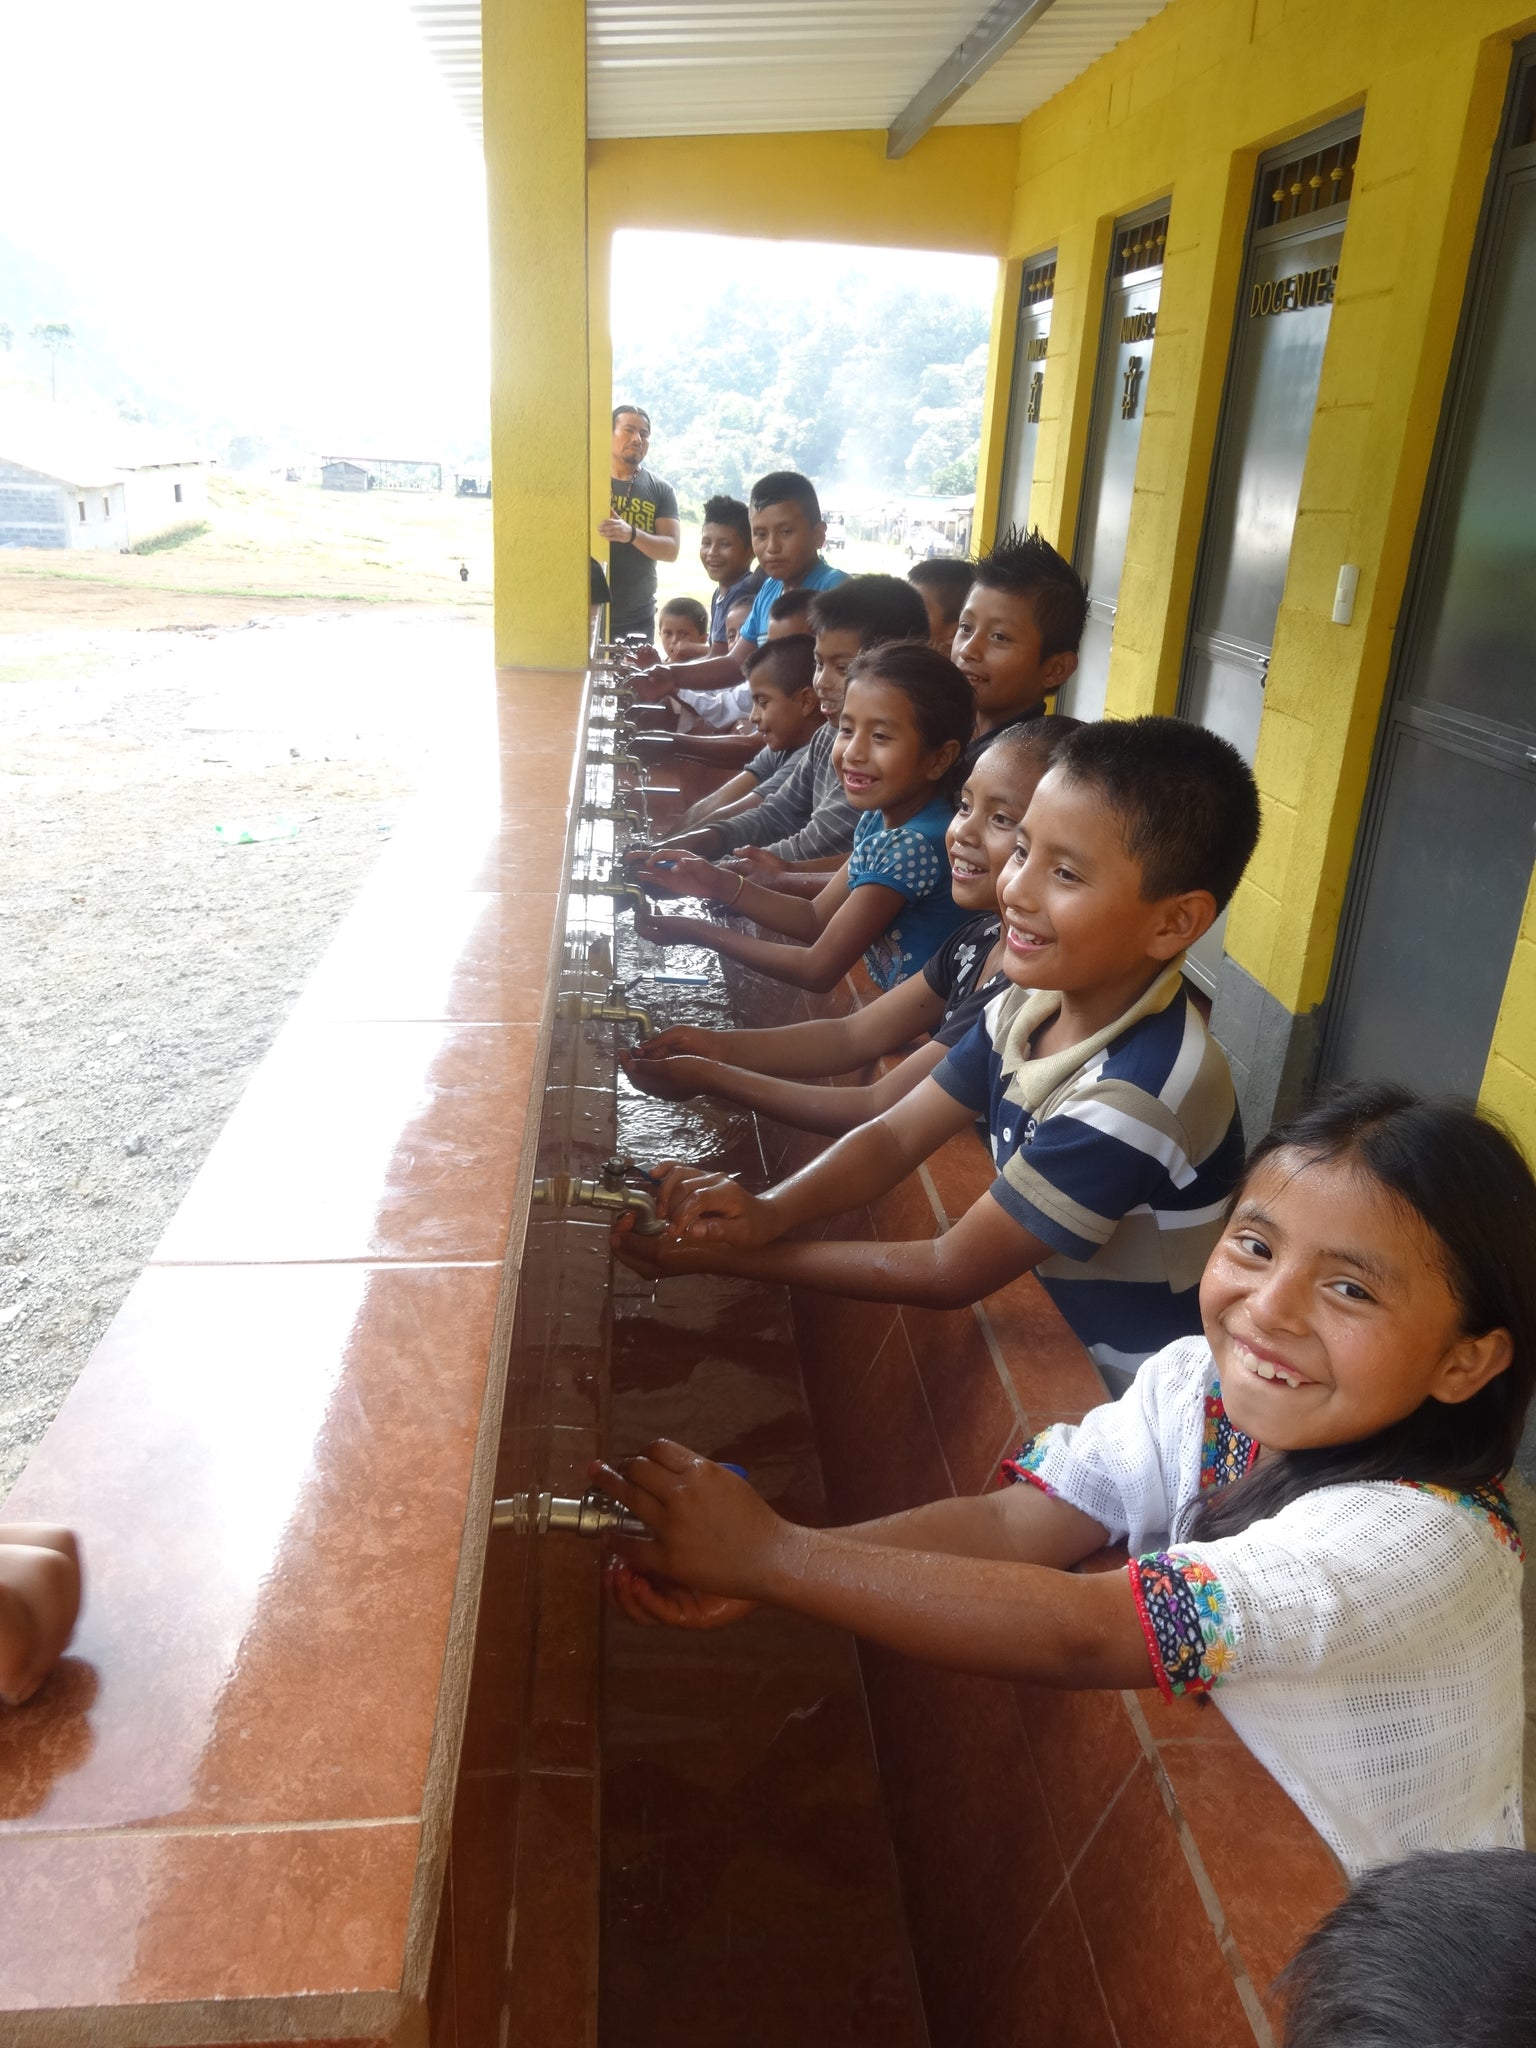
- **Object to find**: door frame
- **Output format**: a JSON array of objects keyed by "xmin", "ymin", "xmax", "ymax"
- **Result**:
[{"xmin": 995, "ymin": 250, "xmax": 1057, "ymax": 536}]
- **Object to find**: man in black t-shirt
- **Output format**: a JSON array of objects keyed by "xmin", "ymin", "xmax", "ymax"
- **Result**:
[{"xmin": 598, "ymin": 405, "xmax": 680, "ymax": 639}]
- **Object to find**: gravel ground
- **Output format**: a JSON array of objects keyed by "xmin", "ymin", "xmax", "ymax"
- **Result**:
[{"xmin": 0, "ymin": 610, "xmax": 489, "ymax": 1497}]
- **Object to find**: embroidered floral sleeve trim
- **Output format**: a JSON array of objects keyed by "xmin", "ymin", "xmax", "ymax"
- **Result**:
[
  {"xmin": 1127, "ymin": 1551, "xmax": 1235, "ymax": 1700},
  {"xmin": 1200, "ymin": 1385, "xmax": 1258, "ymax": 1493},
  {"xmin": 1400, "ymin": 1479, "xmax": 1525, "ymax": 1559},
  {"xmin": 999, "ymin": 1430, "xmax": 1061, "ymax": 1493}
]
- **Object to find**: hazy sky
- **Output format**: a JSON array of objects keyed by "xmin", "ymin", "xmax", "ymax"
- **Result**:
[
  {"xmin": 0, "ymin": 4, "xmax": 996, "ymax": 460},
  {"xmin": 1, "ymin": 0, "xmax": 490, "ymax": 451},
  {"xmin": 612, "ymin": 231, "xmax": 997, "ymax": 320}
]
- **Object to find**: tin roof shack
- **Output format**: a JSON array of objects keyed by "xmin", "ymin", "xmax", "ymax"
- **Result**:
[
  {"xmin": 321, "ymin": 458, "xmax": 374, "ymax": 491},
  {"xmin": 0, "ymin": 404, "xmax": 208, "ymax": 551}
]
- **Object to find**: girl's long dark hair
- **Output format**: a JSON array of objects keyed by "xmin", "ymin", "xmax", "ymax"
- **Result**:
[
  {"xmin": 845, "ymin": 641, "xmax": 974, "ymax": 799},
  {"xmin": 1181, "ymin": 1082, "xmax": 1536, "ymax": 1542}
]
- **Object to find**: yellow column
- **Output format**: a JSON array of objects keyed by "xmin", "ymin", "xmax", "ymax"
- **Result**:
[
  {"xmin": 482, "ymin": 0, "xmax": 589, "ymax": 671},
  {"xmin": 972, "ymin": 257, "xmax": 1021, "ymax": 552},
  {"xmin": 588, "ymin": 222, "xmax": 614, "ymax": 558},
  {"xmin": 1480, "ymin": 864, "xmax": 1536, "ymax": 1162}
]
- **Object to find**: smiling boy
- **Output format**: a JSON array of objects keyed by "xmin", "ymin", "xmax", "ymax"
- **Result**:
[
  {"xmin": 631, "ymin": 472, "xmax": 846, "ymax": 704},
  {"xmin": 618, "ymin": 717, "xmax": 1262, "ymax": 1393},
  {"xmin": 952, "ymin": 528, "xmax": 1087, "ymax": 766}
]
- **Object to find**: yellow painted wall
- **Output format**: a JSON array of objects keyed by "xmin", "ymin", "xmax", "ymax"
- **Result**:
[
  {"xmin": 1483, "ymin": 870, "xmax": 1536, "ymax": 1146},
  {"xmin": 987, "ymin": 0, "xmax": 1535, "ymax": 1150},
  {"xmin": 482, "ymin": 0, "xmax": 591, "ymax": 671}
]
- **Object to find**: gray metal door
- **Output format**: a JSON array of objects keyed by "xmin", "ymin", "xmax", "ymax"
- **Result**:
[
  {"xmin": 996, "ymin": 253, "xmax": 1056, "ymax": 535},
  {"xmin": 1180, "ymin": 123, "xmax": 1359, "ymax": 989},
  {"xmin": 1322, "ymin": 54, "xmax": 1536, "ymax": 1097},
  {"xmin": 1059, "ymin": 204, "xmax": 1169, "ymax": 720}
]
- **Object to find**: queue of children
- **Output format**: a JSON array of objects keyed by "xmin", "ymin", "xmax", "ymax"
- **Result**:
[{"xmin": 583, "ymin": 457, "xmax": 1535, "ymax": 1932}]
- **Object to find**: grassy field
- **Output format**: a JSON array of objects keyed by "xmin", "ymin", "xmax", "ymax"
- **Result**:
[
  {"xmin": 0, "ymin": 474, "xmax": 911, "ymax": 637},
  {"xmin": 0, "ymin": 471, "xmax": 495, "ymax": 617}
]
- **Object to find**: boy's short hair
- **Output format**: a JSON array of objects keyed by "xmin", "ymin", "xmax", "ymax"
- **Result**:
[
  {"xmin": 1054, "ymin": 716, "xmax": 1261, "ymax": 910},
  {"xmin": 659, "ymin": 595, "xmax": 709, "ymax": 638},
  {"xmin": 1277, "ymin": 1850, "xmax": 1536, "ymax": 2048},
  {"xmin": 808, "ymin": 574, "xmax": 930, "ymax": 650},
  {"xmin": 908, "ymin": 557, "xmax": 975, "ymax": 625},
  {"xmin": 980, "ymin": 713, "xmax": 1080, "ymax": 771},
  {"xmin": 768, "ymin": 588, "xmax": 815, "ymax": 624},
  {"xmin": 972, "ymin": 525, "xmax": 1089, "ymax": 659},
  {"xmin": 612, "ymin": 403, "xmax": 651, "ymax": 429},
  {"xmin": 749, "ymin": 471, "xmax": 821, "ymax": 522},
  {"xmin": 701, "ymin": 495, "xmax": 751, "ymax": 546},
  {"xmin": 745, "ymin": 633, "xmax": 816, "ymax": 694}
]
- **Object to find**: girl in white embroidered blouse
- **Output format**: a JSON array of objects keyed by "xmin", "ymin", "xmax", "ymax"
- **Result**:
[{"xmin": 596, "ymin": 1081, "xmax": 1535, "ymax": 1875}]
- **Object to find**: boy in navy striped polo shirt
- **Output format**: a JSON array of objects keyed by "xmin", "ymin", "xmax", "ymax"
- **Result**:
[{"xmin": 615, "ymin": 718, "xmax": 1262, "ymax": 1394}]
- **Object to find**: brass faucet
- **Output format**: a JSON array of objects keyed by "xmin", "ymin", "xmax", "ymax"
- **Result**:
[
  {"xmin": 564, "ymin": 980, "xmax": 654, "ymax": 1036},
  {"xmin": 570, "ymin": 876, "xmax": 651, "ymax": 916},
  {"xmin": 530, "ymin": 1156, "xmax": 667, "ymax": 1234},
  {"xmin": 491, "ymin": 1488, "xmax": 647, "ymax": 1538}
]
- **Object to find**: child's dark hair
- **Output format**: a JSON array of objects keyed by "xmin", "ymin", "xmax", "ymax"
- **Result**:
[
  {"xmin": 908, "ymin": 557, "xmax": 975, "ymax": 625},
  {"xmin": 809, "ymin": 574, "xmax": 930, "ymax": 650},
  {"xmin": 745, "ymin": 634, "xmax": 815, "ymax": 694},
  {"xmin": 768, "ymin": 587, "xmax": 815, "ymax": 625},
  {"xmin": 1053, "ymin": 716, "xmax": 1260, "ymax": 909},
  {"xmin": 659, "ymin": 595, "xmax": 709, "ymax": 639},
  {"xmin": 1276, "ymin": 1849, "xmax": 1536, "ymax": 2047},
  {"xmin": 701, "ymin": 494, "xmax": 752, "ymax": 547},
  {"xmin": 972, "ymin": 525, "xmax": 1088, "ymax": 658},
  {"xmin": 750, "ymin": 470, "xmax": 821, "ymax": 522},
  {"xmin": 977, "ymin": 713, "xmax": 1081, "ymax": 774},
  {"xmin": 1183, "ymin": 1083, "xmax": 1536, "ymax": 1546},
  {"xmin": 844, "ymin": 642, "xmax": 974, "ymax": 795}
]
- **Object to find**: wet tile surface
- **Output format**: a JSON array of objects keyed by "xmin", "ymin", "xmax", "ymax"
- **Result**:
[
  {"xmin": 0, "ymin": 1263, "xmax": 500, "ymax": 1833},
  {"xmin": 293, "ymin": 891, "xmax": 561, "ymax": 1023},
  {"xmin": 151, "ymin": 1020, "xmax": 540, "ymax": 1263}
]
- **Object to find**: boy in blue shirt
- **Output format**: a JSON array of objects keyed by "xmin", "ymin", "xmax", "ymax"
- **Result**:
[
  {"xmin": 616, "ymin": 718, "xmax": 1262, "ymax": 1391},
  {"xmin": 632, "ymin": 471, "xmax": 846, "ymax": 706}
]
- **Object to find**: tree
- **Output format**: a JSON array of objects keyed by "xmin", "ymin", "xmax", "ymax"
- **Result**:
[
  {"xmin": 31, "ymin": 322, "xmax": 74, "ymax": 401},
  {"xmin": 0, "ymin": 322, "xmax": 12, "ymax": 353}
]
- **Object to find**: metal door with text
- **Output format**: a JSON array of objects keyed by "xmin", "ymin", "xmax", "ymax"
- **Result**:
[
  {"xmin": 1322, "ymin": 52, "xmax": 1536, "ymax": 1096},
  {"xmin": 1059, "ymin": 204, "xmax": 1168, "ymax": 720},
  {"xmin": 995, "ymin": 253, "xmax": 1056, "ymax": 536}
]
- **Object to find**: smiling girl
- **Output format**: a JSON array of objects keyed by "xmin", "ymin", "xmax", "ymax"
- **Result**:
[
  {"xmin": 597, "ymin": 1084, "xmax": 1535, "ymax": 1876},
  {"xmin": 621, "ymin": 721, "xmax": 1072, "ymax": 1135},
  {"xmin": 626, "ymin": 644, "xmax": 974, "ymax": 995}
]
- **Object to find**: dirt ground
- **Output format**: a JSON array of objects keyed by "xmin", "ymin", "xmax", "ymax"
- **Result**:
[{"xmin": 0, "ymin": 593, "xmax": 491, "ymax": 1496}]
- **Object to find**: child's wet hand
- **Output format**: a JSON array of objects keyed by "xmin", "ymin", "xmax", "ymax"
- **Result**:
[
  {"xmin": 632, "ymin": 904, "xmax": 694, "ymax": 945},
  {"xmin": 664, "ymin": 1171, "xmax": 772, "ymax": 1246},
  {"xmin": 0, "ymin": 1535, "xmax": 82, "ymax": 1708},
  {"xmin": 737, "ymin": 846, "xmax": 786, "ymax": 877},
  {"xmin": 602, "ymin": 1554, "xmax": 758, "ymax": 1632},
  {"xmin": 608, "ymin": 1210, "xmax": 716, "ymax": 1278},
  {"xmin": 619, "ymin": 1049, "xmax": 708, "ymax": 1102},
  {"xmin": 636, "ymin": 1025, "xmax": 715, "ymax": 1059},
  {"xmin": 594, "ymin": 1443, "xmax": 794, "ymax": 1602}
]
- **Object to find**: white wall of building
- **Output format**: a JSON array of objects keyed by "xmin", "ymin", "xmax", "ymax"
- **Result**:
[{"xmin": 124, "ymin": 463, "xmax": 207, "ymax": 545}]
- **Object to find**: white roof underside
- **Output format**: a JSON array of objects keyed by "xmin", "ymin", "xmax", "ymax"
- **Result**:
[{"xmin": 412, "ymin": 1, "xmax": 1169, "ymax": 141}]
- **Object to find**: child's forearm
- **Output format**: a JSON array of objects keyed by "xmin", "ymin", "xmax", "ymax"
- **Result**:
[
  {"xmin": 727, "ymin": 877, "xmax": 822, "ymax": 939},
  {"xmin": 761, "ymin": 1527, "xmax": 1148, "ymax": 1687},
  {"xmin": 672, "ymin": 1233, "xmax": 982, "ymax": 1307},
  {"xmin": 686, "ymin": 1061, "xmax": 889, "ymax": 1136},
  {"xmin": 683, "ymin": 918, "xmax": 854, "ymax": 995}
]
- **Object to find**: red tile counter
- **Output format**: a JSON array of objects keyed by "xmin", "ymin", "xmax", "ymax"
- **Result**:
[{"xmin": 0, "ymin": 666, "xmax": 588, "ymax": 2047}]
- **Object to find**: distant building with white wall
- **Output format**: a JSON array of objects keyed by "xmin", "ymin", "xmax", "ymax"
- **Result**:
[{"xmin": 0, "ymin": 402, "xmax": 210, "ymax": 550}]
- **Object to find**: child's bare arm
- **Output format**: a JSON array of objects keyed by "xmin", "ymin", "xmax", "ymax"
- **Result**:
[
  {"xmin": 599, "ymin": 1446, "xmax": 1147, "ymax": 1688},
  {"xmin": 0, "ymin": 1526, "xmax": 82, "ymax": 1707},
  {"xmin": 621, "ymin": 1036, "xmax": 952, "ymax": 1138},
  {"xmin": 617, "ymin": 1172, "xmax": 1050, "ymax": 1311},
  {"xmin": 633, "ymin": 881, "xmax": 901, "ymax": 995}
]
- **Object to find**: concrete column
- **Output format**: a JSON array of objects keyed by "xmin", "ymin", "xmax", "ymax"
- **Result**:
[
  {"xmin": 588, "ymin": 221, "xmax": 614, "ymax": 569},
  {"xmin": 482, "ymin": 0, "xmax": 589, "ymax": 670}
]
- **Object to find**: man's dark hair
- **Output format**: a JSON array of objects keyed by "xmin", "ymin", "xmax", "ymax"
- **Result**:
[
  {"xmin": 808, "ymin": 574, "xmax": 929, "ymax": 650},
  {"xmin": 1277, "ymin": 1850, "xmax": 1536, "ymax": 2047},
  {"xmin": 749, "ymin": 470, "xmax": 821, "ymax": 522},
  {"xmin": 745, "ymin": 633, "xmax": 816, "ymax": 694},
  {"xmin": 612, "ymin": 404, "xmax": 651, "ymax": 430},
  {"xmin": 701, "ymin": 494, "xmax": 751, "ymax": 546},
  {"xmin": 768, "ymin": 587, "xmax": 815, "ymax": 624},
  {"xmin": 1052, "ymin": 716, "xmax": 1260, "ymax": 909},
  {"xmin": 908, "ymin": 557, "xmax": 975, "ymax": 624},
  {"xmin": 972, "ymin": 525, "xmax": 1088, "ymax": 658},
  {"xmin": 659, "ymin": 595, "xmax": 708, "ymax": 638}
]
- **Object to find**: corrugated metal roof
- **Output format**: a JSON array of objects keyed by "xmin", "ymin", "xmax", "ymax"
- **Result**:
[{"xmin": 412, "ymin": 1, "xmax": 1169, "ymax": 141}]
